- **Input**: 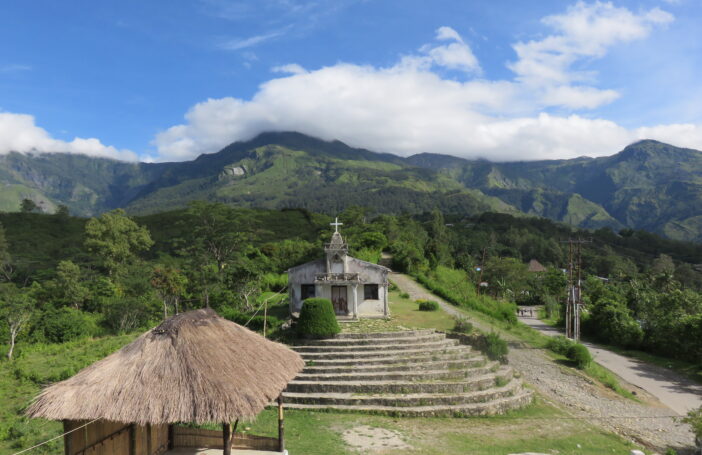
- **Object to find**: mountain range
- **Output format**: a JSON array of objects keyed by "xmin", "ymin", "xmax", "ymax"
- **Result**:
[{"xmin": 2, "ymin": 132, "xmax": 702, "ymax": 242}]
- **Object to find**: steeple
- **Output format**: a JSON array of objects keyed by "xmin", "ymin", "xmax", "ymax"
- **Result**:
[{"xmin": 325, "ymin": 217, "xmax": 348, "ymax": 273}]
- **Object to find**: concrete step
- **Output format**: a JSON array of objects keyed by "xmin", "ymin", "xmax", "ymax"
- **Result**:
[
  {"xmin": 296, "ymin": 362, "xmax": 500, "ymax": 383},
  {"xmin": 302, "ymin": 356, "xmax": 485, "ymax": 374},
  {"xmin": 286, "ymin": 367, "xmax": 514, "ymax": 394},
  {"xmin": 298, "ymin": 344, "xmax": 470, "ymax": 360},
  {"xmin": 299, "ymin": 332, "xmax": 447, "ymax": 347},
  {"xmin": 334, "ymin": 329, "xmax": 436, "ymax": 339},
  {"xmin": 293, "ymin": 339, "xmax": 459, "ymax": 353},
  {"xmin": 283, "ymin": 381, "xmax": 523, "ymax": 407},
  {"xmin": 282, "ymin": 390, "xmax": 534, "ymax": 417},
  {"xmin": 301, "ymin": 348, "xmax": 474, "ymax": 367}
]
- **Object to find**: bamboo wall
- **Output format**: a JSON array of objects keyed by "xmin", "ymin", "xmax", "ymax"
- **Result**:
[
  {"xmin": 173, "ymin": 426, "xmax": 279, "ymax": 452},
  {"xmin": 63, "ymin": 420, "xmax": 168, "ymax": 455}
]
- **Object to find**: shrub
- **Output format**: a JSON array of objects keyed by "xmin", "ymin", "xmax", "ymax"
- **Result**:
[
  {"xmin": 567, "ymin": 343, "xmax": 592, "ymax": 369},
  {"xmin": 453, "ymin": 317, "xmax": 473, "ymax": 334},
  {"xmin": 297, "ymin": 298, "xmax": 340, "ymax": 338},
  {"xmin": 586, "ymin": 299, "xmax": 643, "ymax": 348},
  {"xmin": 682, "ymin": 406, "xmax": 702, "ymax": 440},
  {"xmin": 484, "ymin": 332, "xmax": 509, "ymax": 363},
  {"xmin": 399, "ymin": 292, "xmax": 410, "ymax": 299},
  {"xmin": 547, "ymin": 335, "xmax": 574, "ymax": 356},
  {"xmin": 418, "ymin": 300, "xmax": 439, "ymax": 311},
  {"xmin": 219, "ymin": 307, "xmax": 281, "ymax": 332},
  {"xmin": 37, "ymin": 307, "xmax": 100, "ymax": 343}
]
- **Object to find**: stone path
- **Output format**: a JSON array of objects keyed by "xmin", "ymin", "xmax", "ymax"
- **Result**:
[
  {"xmin": 519, "ymin": 308, "xmax": 702, "ymax": 416},
  {"xmin": 389, "ymin": 272, "xmax": 696, "ymax": 453}
]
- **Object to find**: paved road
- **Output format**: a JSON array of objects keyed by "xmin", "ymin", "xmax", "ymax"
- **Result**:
[
  {"xmin": 390, "ymin": 272, "xmax": 696, "ymax": 451},
  {"xmin": 518, "ymin": 309, "xmax": 702, "ymax": 416}
]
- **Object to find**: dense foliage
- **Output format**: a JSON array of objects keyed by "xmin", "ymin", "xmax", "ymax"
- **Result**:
[
  {"xmin": 417, "ymin": 300, "xmax": 439, "ymax": 312},
  {"xmin": 296, "ymin": 298, "xmax": 340, "ymax": 338}
]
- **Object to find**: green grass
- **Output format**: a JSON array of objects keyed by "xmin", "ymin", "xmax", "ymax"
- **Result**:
[
  {"xmin": 237, "ymin": 398, "xmax": 644, "ymax": 455},
  {"xmin": 388, "ymin": 290, "xmax": 455, "ymax": 331},
  {"xmin": 0, "ymin": 334, "xmax": 139, "ymax": 454}
]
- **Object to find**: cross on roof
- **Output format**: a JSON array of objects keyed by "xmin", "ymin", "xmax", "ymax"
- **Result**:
[{"xmin": 330, "ymin": 217, "xmax": 343, "ymax": 233}]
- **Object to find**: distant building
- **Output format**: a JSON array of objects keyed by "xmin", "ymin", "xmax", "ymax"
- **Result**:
[
  {"xmin": 288, "ymin": 218, "xmax": 390, "ymax": 319},
  {"xmin": 527, "ymin": 259, "xmax": 547, "ymax": 273}
]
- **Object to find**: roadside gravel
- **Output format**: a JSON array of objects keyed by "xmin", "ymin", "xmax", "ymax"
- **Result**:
[{"xmin": 390, "ymin": 272, "xmax": 696, "ymax": 453}]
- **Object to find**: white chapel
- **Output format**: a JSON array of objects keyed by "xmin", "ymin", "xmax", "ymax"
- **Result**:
[{"xmin": 287, "ymin": 218, "xmax": 390, "ymax": 319}]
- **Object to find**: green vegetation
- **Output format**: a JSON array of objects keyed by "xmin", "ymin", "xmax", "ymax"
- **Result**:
[
  {"xmin": 296, "ymin": 298, "xmax": 340, "ymax": 338},
  {"xmin": 417, "ymin": 299, "xmax": 439, "ymax": 311},
  {"xmin": 387, "ymin": 291, "xmax": 455, "ymax": 332},
  {"xmin": 567, "ymin": 343, "xmax": 593, "ymax": 369},
  {"xmin": 483, "ymin": 332, "xmax": 508, "ymax": 363},
  {"xmin": 682, "ymin": 406, "xmax": 702, "ymax": 440}
]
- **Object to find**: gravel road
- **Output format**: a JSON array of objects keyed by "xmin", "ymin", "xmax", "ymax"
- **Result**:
[{"xmin": 390, "ymin": 272, "xmax": 697, "ymax": 453}]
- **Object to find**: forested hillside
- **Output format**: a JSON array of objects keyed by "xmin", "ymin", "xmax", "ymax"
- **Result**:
[
  {"xmin": 5, "ymin": 133, "xmax": 702, "ymax": 241},
  {"xmin": 1, "ymin": 205, "xmax": 701, "ymax": 450}
]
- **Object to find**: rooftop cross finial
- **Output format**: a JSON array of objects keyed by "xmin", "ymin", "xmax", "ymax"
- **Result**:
[{"xmin": 330, "ymin": 217, "xmax": 343, "ymax": 233}]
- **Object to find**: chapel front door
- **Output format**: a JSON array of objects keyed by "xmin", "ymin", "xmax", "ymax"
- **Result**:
[{"xmin": 331, "ymin": 286, "xmax": 348, "ymax": 315}]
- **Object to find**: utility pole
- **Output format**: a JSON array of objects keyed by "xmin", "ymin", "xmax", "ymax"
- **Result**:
[
  {"xmin": 476, "ymin": 247, "xmax": 487, "ymax": 295},
  {"xmin": 561, "ymin": 237, "xmax": 591, "ymax": 341}
]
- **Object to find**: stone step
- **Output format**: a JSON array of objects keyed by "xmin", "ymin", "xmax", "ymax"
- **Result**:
[
  {"xmin": 299, "ymin": 332, "xmax": 447, "ymax": 347},
  {"xmin": 286, "ymin": 367, "xmax": 514, "ymax": 394},
  {"xmin": 302, "ymin": 356, "xmax": 485, "ymax": 374},
  {"xmin": 282, "ymin": 390, "xmax": 534, "ymax": 417},
  {"xmin": 283, "ymin": 381, "xmax": 523, "ymax": 407},
  {"xmin": 334, "ymin": 329, "xmax": 435, "ymax": 339},
  {"xmin": 302, "ymin": 348, "xmax": 474, "ymax": 367},
  {"xmin": 298, "ymin": 344, "xmax": 470, "ymax": 360},
  {"xmin": 296, "ymin": 362, "xmax": 500, "ymax": 383},
  {"xmin": 293, "ymin": 339, "xmax": 459, "ymax": 353}
]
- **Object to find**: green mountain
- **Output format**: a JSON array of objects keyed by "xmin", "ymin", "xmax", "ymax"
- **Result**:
[
  {"xmin": 3, "ymin": 133, "xmax": 702, "ymax": 241},
  {"xmin": 408, "ymin": 140, "xmax": 702, "ymax": 241},
  {"xmin": 0, "ymin": 132, "xmax": 515, "ymax": 218}
]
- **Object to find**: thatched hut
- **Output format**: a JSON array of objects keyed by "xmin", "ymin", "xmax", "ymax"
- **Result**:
[{"xmin": 27, "ymin": 308, "xmax": 304, "ymax": 455}]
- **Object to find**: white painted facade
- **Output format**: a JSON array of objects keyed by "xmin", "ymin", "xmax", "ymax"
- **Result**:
[{"xmin": 287, "ymin": 225, "xmax": 389, "ymax": 319}]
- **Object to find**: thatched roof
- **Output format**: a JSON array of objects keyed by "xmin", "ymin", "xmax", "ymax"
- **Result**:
[
  {"xmin": 528, "ymin": 259, "xmax": 547, "ymax": 273},
  {"xmin": 27, "ymin": 309, "xmax": 304, "ymax": 425}
]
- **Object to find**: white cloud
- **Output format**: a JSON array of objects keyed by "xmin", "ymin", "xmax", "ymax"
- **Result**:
[
  {"xmin": 0, "ymin": 113, "xmax": 136, "ymax": 161},
  {"xmin": 153, "ymin": 4, "xmax": 692, "ymax": 163},
  {"xmin": 272, "ymin": 63, "xmax": 307, "ymax": 75},
  {"xmin": 0, "ymin": 64, "xmax": 31, "ymax": 73},
  {"xmin": 220, "ymin": 30, "xmax": 286, "ymax": 50}
]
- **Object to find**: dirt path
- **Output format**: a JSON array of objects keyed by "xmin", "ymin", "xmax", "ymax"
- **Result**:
[
  {"xmin": 519, "ymin": 309, "xmax": 702, "ymax": 416},
  {"xmin": 390, "ymin": 272, "xmax": 696, "ymax": 453}
]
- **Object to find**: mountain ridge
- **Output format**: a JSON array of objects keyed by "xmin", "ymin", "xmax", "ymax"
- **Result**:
[{"xmin": 2, "ymin": 133, "xmax": 702, "ymax": 241}]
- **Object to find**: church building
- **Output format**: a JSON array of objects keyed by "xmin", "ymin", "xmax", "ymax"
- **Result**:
[{"xmin": 288, "ymin": 218, "xmax": 390, "ymax": 319}]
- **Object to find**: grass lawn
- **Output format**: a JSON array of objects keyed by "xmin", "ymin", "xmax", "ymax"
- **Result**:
[{"xmin": 237, "ymin": 397, "xmax": 647, "ymax": 455}]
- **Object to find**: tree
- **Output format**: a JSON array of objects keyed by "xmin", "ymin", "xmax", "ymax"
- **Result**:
[
  {"xmin": 20, "ymin": 198, "xmax": 38, "ymax": 213},
  {"xmin": 426, "ymin": 210, "xmax": 451, "ymax": 269},
  {"xmin": 56, "ymin": 260, "xmax": 89, "ymax": 309},
  {"xmin": 0, "ymin": 223, "xmax": 12, "ymax": 282},
  {"xmin": 0, "ymin": 284, "xmax": 34, "ymax": 360},
  {"xmin": 150, "ymin": 266, "xmax": 188, "ymax": 319},
  {"xmin": 85, "ymin": 209, "xmax": 154, "ymax": 276},
  {"xmin": 55, "ymin": 204, "xmax": 70, "ymax": 218},
  {"xmin": 186, "ymin": 202, "xmax": 249, "ymax": 273}
]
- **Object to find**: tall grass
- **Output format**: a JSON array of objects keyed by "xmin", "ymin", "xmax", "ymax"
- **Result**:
[{"xmin": 415, "ymin": 266, "xmax": 517, "ymax": 324}]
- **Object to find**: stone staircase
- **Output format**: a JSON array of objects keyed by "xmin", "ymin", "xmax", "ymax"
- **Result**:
[{"xmin": 283, "ymin": 329, "xmax": 533, "ymax": 417}]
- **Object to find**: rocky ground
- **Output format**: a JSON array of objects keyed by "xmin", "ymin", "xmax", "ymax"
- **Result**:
[{"xmin": 389, "ymin": 272, "xmax": 697, "ymax": 454}]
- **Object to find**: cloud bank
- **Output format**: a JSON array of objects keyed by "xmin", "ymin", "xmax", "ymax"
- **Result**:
[
  {"xmin": 154, "ymin": 2, "xmax": 700, "ymax": 162},
  {"xmin": 0, "ymin": 113, "xmax": 137, "ymax": 161}
]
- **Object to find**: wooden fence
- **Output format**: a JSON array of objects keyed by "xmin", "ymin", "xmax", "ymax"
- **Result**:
[
  {"xmin": 173, "ymin": 426, "xmax": 280, "ymax": 452},
  {"xmin": 63, "ymin": 420, "xmax": 168, "ymax": 455}
]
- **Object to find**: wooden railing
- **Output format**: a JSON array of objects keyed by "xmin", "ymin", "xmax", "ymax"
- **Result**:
[{"xmin": 172, "ymin": 426, "xmax": 279, "ymax": 452}]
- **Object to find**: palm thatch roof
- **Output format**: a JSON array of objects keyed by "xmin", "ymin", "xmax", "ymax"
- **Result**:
[
  {"xmin": 26, "ymin": 308, "xmax": 304, "ymax": 425},
  {"xmin": 528, "ymin": 259, "xmax": 547, "ymax": 273}
]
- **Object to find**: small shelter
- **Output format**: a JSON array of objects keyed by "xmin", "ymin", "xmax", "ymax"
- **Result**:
[
  {"xmin": 26, "ymin": 308, "xmax": 304, "ymax": 455},
  {"xmin": 527, "ymin": 259, "xmax": 547, "ymax": 273},
  {"xmin": 287, "ymin": 218, "xmax": 390, "ymax": 319}
]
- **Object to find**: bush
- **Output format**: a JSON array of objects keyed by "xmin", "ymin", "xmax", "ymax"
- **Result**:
[
  {"xmin": 586, "ymin": 299, "xmax": 643, "ymax": 348},
  {"xmin": 567, "ymin": 343, "xmax": 592, "ymax": 369},
  {"xmin": 399, "ymin": 292, "xmax": 410, "ymax": 299},
  {"xmin": 484, "ymin": 332, "xmax": 509, "ymax": 363},
  {"xmin": 547, "ymin": 335, "xmax": 574, "ymax": 356},
  {"xmin": 417, "ymin": 300, "xmax": 439, "ymax": 311},
  {"xmin": 219, "ymin": 307, "xmax": 281, "ymax": 332},
  {"xmin": 682, "ymin": 406, "xmax": 702, "ymax": 440},
  {"xmin": 36, "ymin": 307, "xmax": 100, "ymax": 343},
  {"xmin": 297, "ymin": 298, "xmax": 340, "ymax": 339},
  {"xmin": 453, "ymin": 317, "xmax": 473, "ymax": 334}
]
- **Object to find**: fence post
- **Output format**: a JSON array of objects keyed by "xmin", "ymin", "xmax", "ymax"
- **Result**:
[{"xmin": 278, "ymin": 395, "xmax": 285, "ymax": 452}]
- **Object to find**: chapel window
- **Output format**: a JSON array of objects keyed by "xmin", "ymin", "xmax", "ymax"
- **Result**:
[{"xmin": 364, "ymin": 284, "xmax": 379, "ymax": 300}]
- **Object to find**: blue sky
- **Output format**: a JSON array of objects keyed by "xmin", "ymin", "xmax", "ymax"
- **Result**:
[{"xmin": 1, "ymin": 0, "xmax": 702, "ymax": 162}]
